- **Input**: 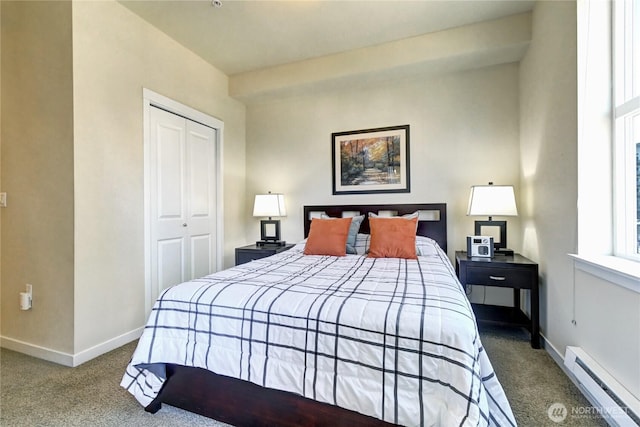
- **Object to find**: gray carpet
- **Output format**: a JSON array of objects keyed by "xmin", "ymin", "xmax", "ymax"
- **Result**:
[
  {"xmin": 0, "ymin": 341, "xmax": 223, "ymax": 427},
  {"xmin": 479, "ymin": 323, "xmax": 607, "ymax": 427},
  {"xmin": 0, "ymin": 325, "xmax": 607, "ymax": 426}
]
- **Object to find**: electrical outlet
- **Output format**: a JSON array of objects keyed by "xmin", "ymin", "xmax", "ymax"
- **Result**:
[
  {"xmin": 20, "ymin": 284, "xmax": 33, "ymax": 311},
  {"xmin": 0, "ymin": 192, "xmax": 6, "ymax": 208}
]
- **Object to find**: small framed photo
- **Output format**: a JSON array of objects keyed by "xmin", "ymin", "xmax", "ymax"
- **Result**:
[{"xmin": 332, "ymin": 125, "xmax": 410, "ymax": 195}]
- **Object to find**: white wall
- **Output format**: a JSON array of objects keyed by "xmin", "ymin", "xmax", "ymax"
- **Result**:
[
  {"xmin": 520, "ymin": 0, "xmax": 639, "ymax": 400},
  {"xmin": 71, "ymin": 1, "xmax": 246, "ymax": 354},
  {"xmin": 246, "ymin": 63, "xmax": 523, "ymax": 306}
]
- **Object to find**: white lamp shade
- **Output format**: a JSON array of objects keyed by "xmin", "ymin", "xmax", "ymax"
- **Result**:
[
  {"xmin": 253, "ymin": 193, "xmax": 286, "ymax": 217},
  {"xmin": 467, "ymin": 185, "xmax": 518, "ymax": 216}
]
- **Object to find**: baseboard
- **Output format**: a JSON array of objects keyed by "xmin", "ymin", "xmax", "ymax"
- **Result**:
[
  {"xmin": 541, "ymin": 332, "xmax": 567, "ymax": 369},
  {"xmin": 542, "ymin": 333, "xmax": 588, "ymax": 387},
  {"xmin": 0, "ymin": 327, "xmax": 143, "ymax": 367},
  {"xmin": 72, "ymin": 327, "xmax": 143, "ymax": 366},
  {"xmin": 0, "ymin": 336, "xmax": 74, "ymax": 366}
]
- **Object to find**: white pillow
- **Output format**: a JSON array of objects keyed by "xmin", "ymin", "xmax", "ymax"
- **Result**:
[
  {"xmin": 354, "ymin": 233, "xmax": 371, "ymax": 255},
  {"xmin": 415, "ymin": 235, "xmax": 440, "ymax": 256},
  {"xmin": 368, "ymin": 211, "xmax": 419, "ymax": 220}
]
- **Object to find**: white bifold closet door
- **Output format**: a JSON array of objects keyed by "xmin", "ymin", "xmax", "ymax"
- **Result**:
[{"xmin": 149, "ymin": 106, "xmax": 217, "ymax": 305}]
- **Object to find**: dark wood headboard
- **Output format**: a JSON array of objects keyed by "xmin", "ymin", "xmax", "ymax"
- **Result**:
[{"xmin": 303, "ymin": 203, "xmax": 447, "ymax": 252}]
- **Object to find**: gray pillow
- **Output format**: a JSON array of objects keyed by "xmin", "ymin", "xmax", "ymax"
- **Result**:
[{"xmin": 345, "ymin": 215, "xmax": 364, "ymax": 254}]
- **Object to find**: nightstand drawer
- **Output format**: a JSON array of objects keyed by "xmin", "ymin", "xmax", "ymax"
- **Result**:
[
  {"xmin": 465, "ymin": 265, "xmax": 533, "ymax": 289},
  {"xmin": 235, "ymin": 244, "xmax": 295, "ymax": 266},
  {"xmin": 236, "ymin": 250, "xmax": 272, "ymax": 265}
]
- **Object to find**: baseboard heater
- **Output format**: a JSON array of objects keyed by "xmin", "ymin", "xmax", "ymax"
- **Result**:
[{"xmin": 564, "ymin": 346, "xmax": 640, "ymax": 426}]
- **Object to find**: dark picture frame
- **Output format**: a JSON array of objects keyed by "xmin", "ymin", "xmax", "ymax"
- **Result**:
[
  {"xmin": 474, "ymin": 220, "xmax": 507, "ymax": 250},
  {"xmin": 260, "ymin": 219, "xmax": 281, "ymax": 242},
  {"xmin": 332, "ymin": 125, "xmax": 410, "ymax": 195}
]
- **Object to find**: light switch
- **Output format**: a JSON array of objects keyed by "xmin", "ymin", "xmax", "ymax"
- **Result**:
[{"xmin": 0, "ymin": 192, "xmax": 6, "ymax": 208}]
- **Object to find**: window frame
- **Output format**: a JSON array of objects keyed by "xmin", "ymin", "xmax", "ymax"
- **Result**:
[{"xmin": 612, "ymin": 0, "xmax": 640, "ymax": 260}]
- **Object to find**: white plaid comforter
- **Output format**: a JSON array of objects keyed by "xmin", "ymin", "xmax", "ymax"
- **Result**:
[{"xmin": 121, "ymin": 244, "xmax": 516, "ymax": 427}]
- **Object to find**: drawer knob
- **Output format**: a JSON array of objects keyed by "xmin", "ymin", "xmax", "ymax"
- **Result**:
[{"xmin": 489, "ymin": 275, "xmax": 506, "ymax": 281}]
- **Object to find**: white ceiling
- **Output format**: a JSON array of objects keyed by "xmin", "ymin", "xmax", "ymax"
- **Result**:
[{"xmin": 119, "ymin": 0, "xmax": 536, "ymax": 76}]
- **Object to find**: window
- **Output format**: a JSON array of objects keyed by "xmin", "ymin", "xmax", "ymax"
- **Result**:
[{"xmin": 613, "ymin": 0, "xmax": 639, "ymax": 259}]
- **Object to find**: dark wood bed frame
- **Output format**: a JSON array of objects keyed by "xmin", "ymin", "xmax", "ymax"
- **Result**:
[{"xmin": 145, "ymin": 203, "xmax": 447, "ymax": 426}]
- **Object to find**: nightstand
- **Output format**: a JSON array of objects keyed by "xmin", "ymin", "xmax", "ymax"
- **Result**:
[
  {"xmin": 235, "ymin": 243, "xmax": 295, "ymax": 266},
  {"xmin": 455, "ymin": 252, "xmax": 540, "ymax": 348}
]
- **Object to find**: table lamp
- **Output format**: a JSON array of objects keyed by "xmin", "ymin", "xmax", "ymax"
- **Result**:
[
  {"xmin": 253, "ymin": 192, "xmax": 286, "ymax": 246},
  {"xmin": 467, "ymin": 182, "xmax": 518, "ymax": 255}
]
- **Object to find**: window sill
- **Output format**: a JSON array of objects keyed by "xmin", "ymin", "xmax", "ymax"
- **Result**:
[{"xmin": 569, "ymin": 254, "xmax": 640, "ymax": 294}]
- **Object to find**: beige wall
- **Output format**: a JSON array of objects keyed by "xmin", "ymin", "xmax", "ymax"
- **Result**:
[
  {"xmin": 0, "ymin": 0, "xmax": 3, "ymax": 333},
  {"xmin": 1, "ymin": 0, "xmax": 246, "ymax": 359},
  {"xmin": 520, "ymin": 0, "xmax": 639, "ymax": 399},
  {"xmin": 71, "ymin": 0, "xmax": 246, "ymax": 352},
  {"xmin": 1, "ymin": 1, "xmax": 75, "ymax": 353},
  {"xmin": 245, "ymin": 63, "xmax": 523, "ymax": 305},
  {"xmin": 520, "ymin": 0, "xmax": 578, "ymax": 347}
]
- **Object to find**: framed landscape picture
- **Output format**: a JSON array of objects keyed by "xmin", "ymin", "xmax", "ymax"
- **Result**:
[{"xmin": 332, "ymin": 125, "xmax": 410, "ymax": 195}]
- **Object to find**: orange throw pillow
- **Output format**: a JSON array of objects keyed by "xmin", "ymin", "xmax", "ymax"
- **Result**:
[
  {"xmin": 304, "ymin": 218, "xmax": 353, "ymax": 256},
  {"xmin": 368, "ymin": 217, "xmax": 418, "ymax": 259}
]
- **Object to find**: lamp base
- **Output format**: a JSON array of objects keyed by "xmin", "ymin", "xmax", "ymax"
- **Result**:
[
  {"xmin": 494, "ymin": 248, "xmax": 514, "ymax": 256},
  {"xmin": 256, "ymin": 240, "xmax": 287, "ymax": 247}
]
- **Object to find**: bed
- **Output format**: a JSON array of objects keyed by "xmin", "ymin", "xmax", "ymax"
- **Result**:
[{"xmin": 121, "ymin": 203, "xmax": 516, "ymax": 427}]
